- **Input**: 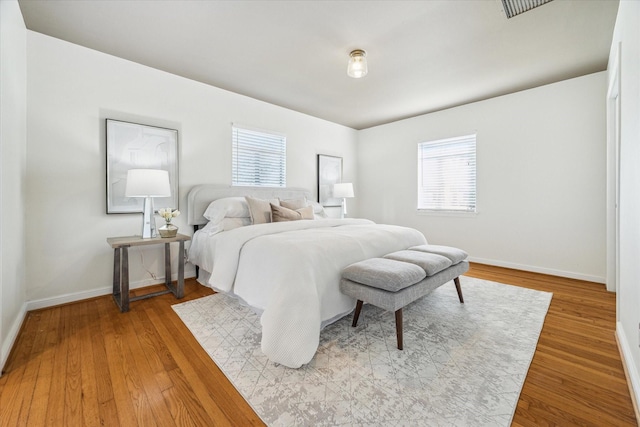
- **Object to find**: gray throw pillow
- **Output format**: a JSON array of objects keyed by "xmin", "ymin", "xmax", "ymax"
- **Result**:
[{"xmin": 271, "ymin": 203, "xmax": 314, "ymax": 222}]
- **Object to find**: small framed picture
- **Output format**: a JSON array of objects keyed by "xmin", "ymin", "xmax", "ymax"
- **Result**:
[
  {"xmin": 106, "ymin": 119, "xmax": 179, "ymax": 213},
  {"xmin": 317, "ymin": 154, "xmax": 343, "ymax": 207}
]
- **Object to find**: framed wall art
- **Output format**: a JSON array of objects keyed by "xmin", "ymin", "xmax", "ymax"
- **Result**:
[
  {"xmin": 106, "ymin": 119, "xmax": 179, "ymax": 214},
  {"xmin": 317, "ymin": 154, "xmax": 343, "ymax": 207}
]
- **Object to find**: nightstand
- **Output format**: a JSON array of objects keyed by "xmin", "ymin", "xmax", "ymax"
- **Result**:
[{"xmin": 107, "ymin": 233, "xmax": 191, "ymax": 312}]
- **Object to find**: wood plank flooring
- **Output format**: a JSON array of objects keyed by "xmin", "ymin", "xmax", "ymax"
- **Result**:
[{"xmin": 0, "ymin": 264, "xmax": 637, "ymax": 426}]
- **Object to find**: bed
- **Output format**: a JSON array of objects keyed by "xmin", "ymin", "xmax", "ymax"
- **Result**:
[{"xmin": 186, "ymin": 184, "xmax": 427, "ymax": 368}]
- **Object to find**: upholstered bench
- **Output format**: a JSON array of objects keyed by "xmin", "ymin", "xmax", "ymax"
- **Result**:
[{"xmin": 340, "ymin": 245, "xmax": 468, "ymax": 350}]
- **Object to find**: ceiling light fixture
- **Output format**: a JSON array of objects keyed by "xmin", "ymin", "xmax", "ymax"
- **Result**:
[{"xmin": 347, "ymin": 49, "xmax": 368, "ymax": 78}]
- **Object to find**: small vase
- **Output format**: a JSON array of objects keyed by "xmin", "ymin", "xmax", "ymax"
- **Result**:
[{"xmin": 159, "ymin": 223, "xmax": 178, "ymax": 238}]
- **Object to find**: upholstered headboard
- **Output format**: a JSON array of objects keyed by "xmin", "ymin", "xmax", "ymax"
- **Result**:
[{"xmin": 187, "ymin": 184, "xmax": 313, "ymax": 226}]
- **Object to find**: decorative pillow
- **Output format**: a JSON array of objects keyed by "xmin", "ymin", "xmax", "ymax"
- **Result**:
[
  {"xmin": 245, "ymin": 196, "xmax": 280, "ymax": 224},
  {"xmin": 280, "ymin": 198, "xmax": 307, "ymax": 210},
  {"xmin": 281, "ymin": 197, "xmax": 328, "ymax": 218},
  {"xmin": 270, "ymin": 204, "xmax": 314, "ymax": 222},
  {"xmin": 203, "ymin": 197, "xmax": 250, "ymax": 223}
]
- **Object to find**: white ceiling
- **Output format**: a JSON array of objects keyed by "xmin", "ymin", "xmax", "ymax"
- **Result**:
[{"xmin": 18, "ymin": 0, "xmax": 618, "ymax": 130}]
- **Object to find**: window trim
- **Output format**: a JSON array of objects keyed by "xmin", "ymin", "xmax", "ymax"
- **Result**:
[
  {"xmin": 417, "ymin": 133, "xmax": 477, "ymax": 214},
  {"xmin": 231, "ymin": 124, "xmax": 286, "ymax": 188}
]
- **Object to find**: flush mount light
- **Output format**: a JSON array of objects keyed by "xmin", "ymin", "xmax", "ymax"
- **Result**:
[{"xmin": 347, "ymin": 49, "xmax": 368, "ymax": 78}]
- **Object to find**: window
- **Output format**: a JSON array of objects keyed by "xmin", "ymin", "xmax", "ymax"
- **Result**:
[
  {"xmin": 232, "ymin": 125, "xmax": 286, "ymax": 187},
  {"xmin": 418, "ymin": 134, "xmax": 476, "ymax": 212}
]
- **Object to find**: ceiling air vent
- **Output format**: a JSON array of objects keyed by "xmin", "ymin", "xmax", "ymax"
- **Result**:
[{"xmin": 501, "ymin": 0, "xmax": 553, "ymax": 19}]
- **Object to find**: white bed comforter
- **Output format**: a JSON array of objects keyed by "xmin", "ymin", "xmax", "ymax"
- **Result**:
[{"xmin": 190, "ymin": 219, "xmax": 427, "ymax": 368}]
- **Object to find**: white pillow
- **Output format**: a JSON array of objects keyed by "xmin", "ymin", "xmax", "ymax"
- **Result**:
[
  {"xmin": 203, "ymin": 197, "xmax": 250, "ymax": 224},
  {"xmin": 221, "ymin": 217, "xmax": 251, "ymax": 230},
  {"xmin": 199, "ymin": 221, "xmax": 224, "ymax": 236},
  {"xmin": 198, "ymin": 217, "xmax": 252, "ymax": 237},
  {"xmin": 308, "ymin": 200, "xmax": 327, "ymax": 218}
]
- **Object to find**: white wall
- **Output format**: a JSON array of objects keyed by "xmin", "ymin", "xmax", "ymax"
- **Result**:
[
  {"xmin": 609, "ymin": 0, "xmax": 640, "ymax": 414},
  {"xmin": 358, "ymin": 72, "xmax": 606, "ymax": 283},
  {"xmin": 0, "ymin": 0, "xmax": 28, "ymax": 372},
  {"xmin": 26, "ymin": 32, "xmax": 358, "ymax": 306}
]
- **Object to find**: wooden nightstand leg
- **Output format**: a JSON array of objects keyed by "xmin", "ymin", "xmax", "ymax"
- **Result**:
[
  {"xmin": 121, "ymin": 246, "xmax": 130, "ymax": 312},
  {"xmin": 177, "ymin": 240, "xmax": 185, "ymax": 299},
  {"xmin": 164, "ymin": 242, "xmax": 171, "ymax": 287},
  {"xmin": 112, "ymin": 248, "xmax": 121, "ymax": 299}
]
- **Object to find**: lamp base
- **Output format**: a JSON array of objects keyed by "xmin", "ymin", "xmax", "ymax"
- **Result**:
[{"xmin": 141, "ymin": 197, "xmax": 157, "ymax": 238}]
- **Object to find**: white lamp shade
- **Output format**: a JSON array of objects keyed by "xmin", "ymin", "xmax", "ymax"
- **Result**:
[
  {"xmin": 125, "ymin": 169, "xmax": 171, "ymax": 197},
  {"xmin": 333, "ymin": 182, "xmax": 354, "ymax": 198}
]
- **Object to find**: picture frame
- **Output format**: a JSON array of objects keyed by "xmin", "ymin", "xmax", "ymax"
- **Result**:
[
  {"xmin": 106, "ymin": 119, "xmax": 179, "ymax": 214},
  {"xmin": 317, "ymin": 154, "xmax": 343, "ymax": 206}
]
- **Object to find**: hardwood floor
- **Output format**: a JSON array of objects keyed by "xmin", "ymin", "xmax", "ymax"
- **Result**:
[
  {"xmin": 469, "ymin": 264, "xmax": 637, "ymax": 427},
  {"xmin": 0, "ymin": 264, "xmax": 637, "ymax": 426}
]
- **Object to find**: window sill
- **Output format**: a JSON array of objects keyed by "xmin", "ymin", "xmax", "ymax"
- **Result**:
[{"xmin": 416, "ymin": 209, "xmax": 477, "ymax": 218}]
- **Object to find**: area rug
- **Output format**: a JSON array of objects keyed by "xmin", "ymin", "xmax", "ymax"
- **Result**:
[{"xmin": 172, "ymin": 276, "xmax": 552, "ymax": 426}]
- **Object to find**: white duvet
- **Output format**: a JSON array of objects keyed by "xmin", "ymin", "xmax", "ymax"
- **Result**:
[{"xmin": 189, "ymin": 219, "xmax": 427, "ymax": 368}]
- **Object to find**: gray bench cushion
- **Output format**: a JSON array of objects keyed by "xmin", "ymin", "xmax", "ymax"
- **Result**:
[
  {"xmin": 342, "ymin": 258, "xmax": 426, "ymax": 292},
  {"xmin": 341, "ymin": 261, "xmax": 469, "ymax": 312},
  {"xmin": 384, "ymin": 250, "xmax": 452, "ymax": 276},
  {"xmin": 409, "ymin": 244, "xmax": 468, "ymax": 265}
]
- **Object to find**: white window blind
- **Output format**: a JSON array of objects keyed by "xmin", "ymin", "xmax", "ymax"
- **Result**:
[
  {"xmin": 232, "ymin": 126, "xmax": 286, "ymax": 187},
  {"xmin": 418, "ymin": 134, "xmax": 476, "ymax": 212}
]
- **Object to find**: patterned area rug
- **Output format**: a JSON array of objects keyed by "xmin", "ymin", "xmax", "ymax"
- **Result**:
[{"xmin": 172, "ymin": 276, "xmax": 552, "ymax": 426}]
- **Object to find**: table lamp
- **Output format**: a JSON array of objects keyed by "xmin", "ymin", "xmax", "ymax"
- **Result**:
[
  {"xmin": 125, "ymin": 169, "xmax": 171, "ymax": 238},
  {"xmin": 333, "ymin": 182, "xmax": 354, "ymax": 218}
]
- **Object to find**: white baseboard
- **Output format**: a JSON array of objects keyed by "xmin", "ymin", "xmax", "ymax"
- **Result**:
[
  {"xmin": 26, "ymin": 268, "xmax": 197, "ymax": 311},
  {"xmin": 2, "ymin": 267, "xmax": 195, "ymax": 374},
  {"xmin": 616, "ymin": 323, "xmax": 640, "ymax": 423},
  {"xmin": 468, "ymin": 256, "xmax": 606, "ymax": 284},
  {"xmin": 1, "ymin": 302, "xmax": 27, "ymax": 375}
]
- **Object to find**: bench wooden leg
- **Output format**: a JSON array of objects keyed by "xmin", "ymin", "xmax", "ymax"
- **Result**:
[
  {"xmin": 395, "ymin": 308, "xmax": 403, "ymax": 350},
  {"xmin": 352, "ymin": 300, "xmax": 364, "ymax": 327},
  {"xmin": 454, "ymin": 277, "xmax": 464, "ymax": 303}
]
